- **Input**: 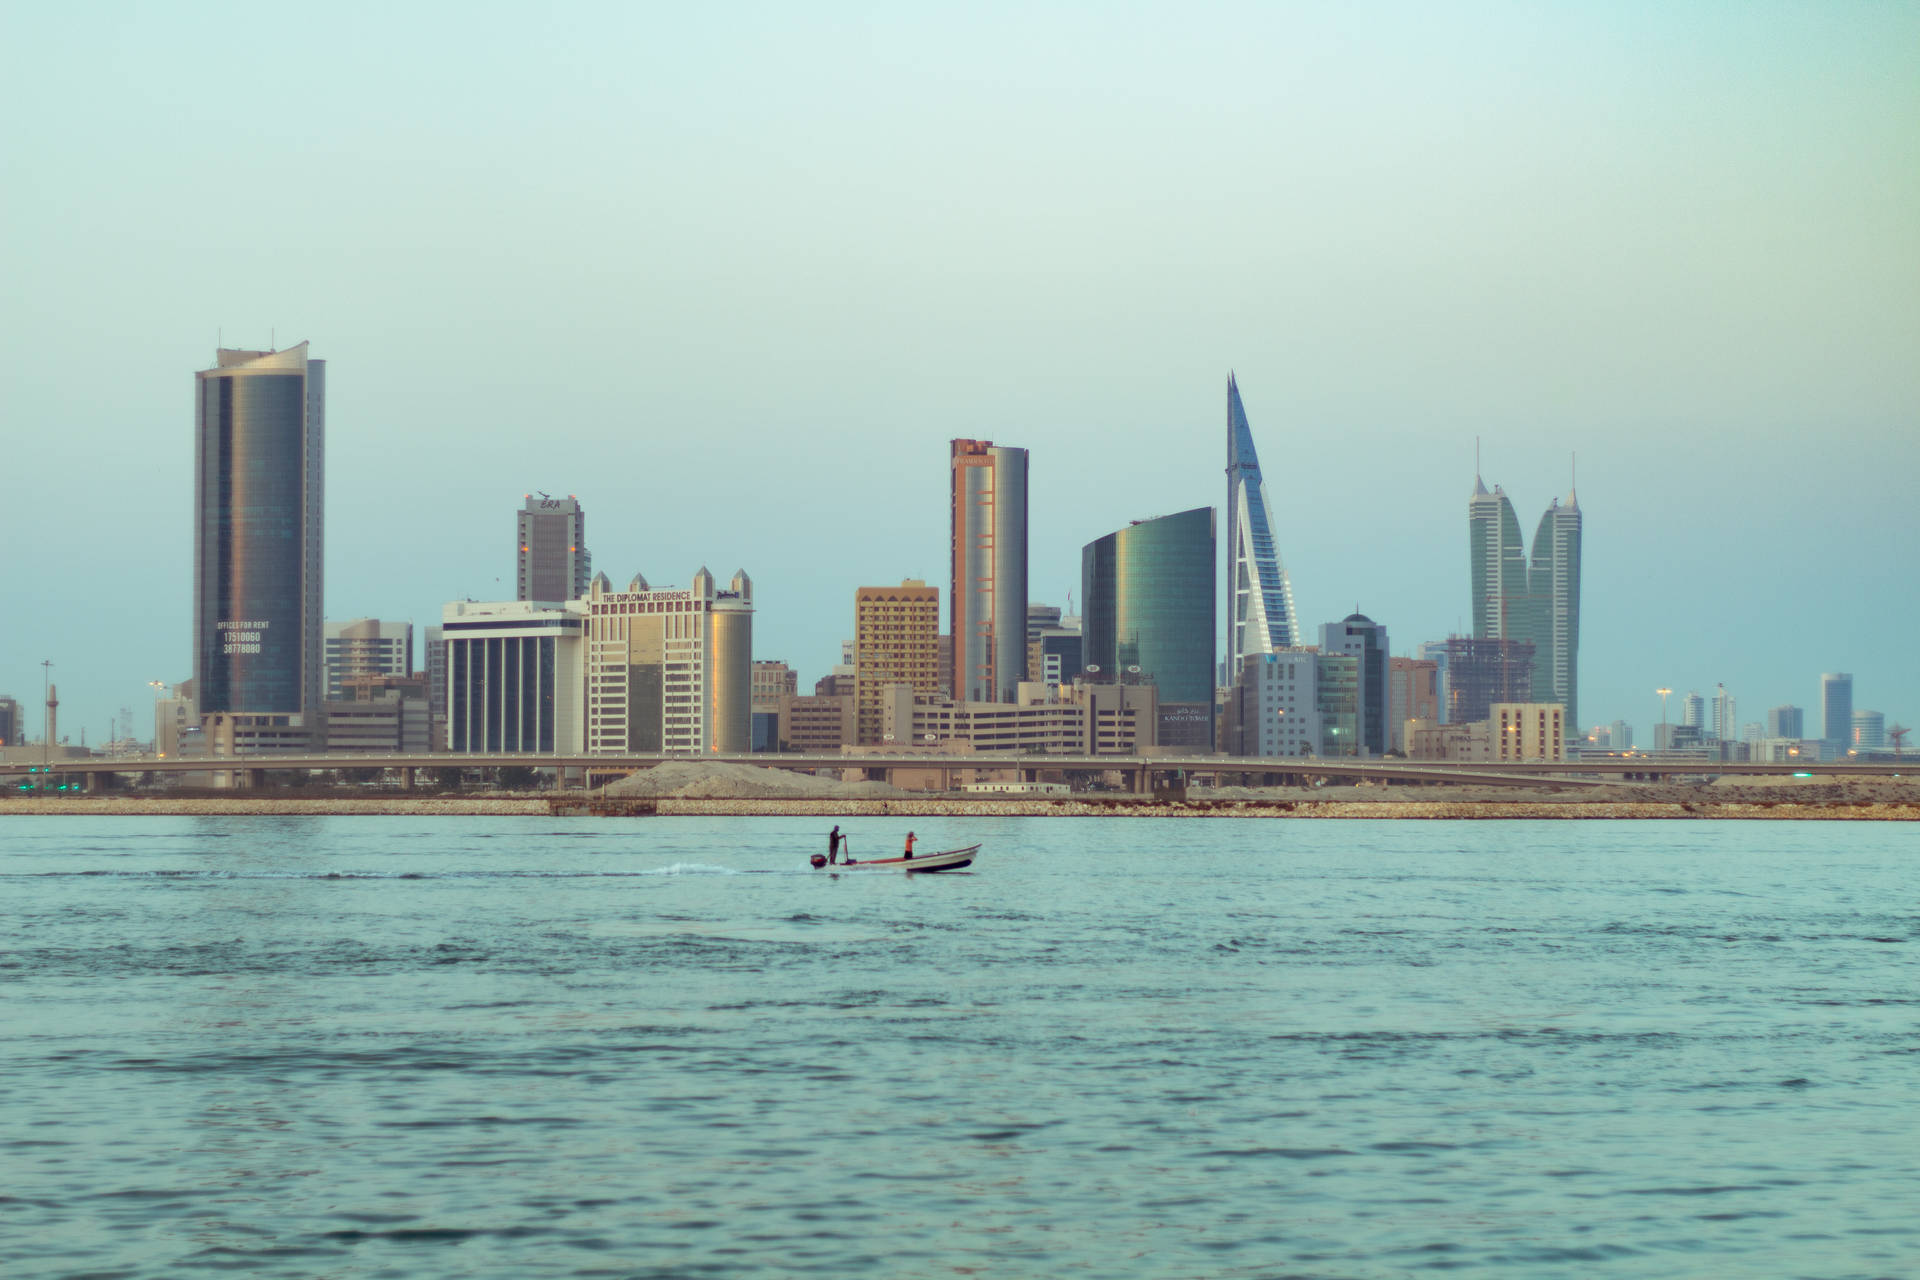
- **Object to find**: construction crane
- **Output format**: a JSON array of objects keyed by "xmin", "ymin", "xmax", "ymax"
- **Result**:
[{"xmin": 1890, "ymin": 725, "xmax": 1910, "ymax": 759}]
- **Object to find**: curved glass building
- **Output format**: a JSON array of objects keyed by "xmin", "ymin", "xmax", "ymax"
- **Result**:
[
  {"xmin": 1082, "ymin": 507, "xmax": 1217, "ymax": 749},
  {"xmin": 193, "ymin": 344, "xmax": 324, "ymax": 731}
]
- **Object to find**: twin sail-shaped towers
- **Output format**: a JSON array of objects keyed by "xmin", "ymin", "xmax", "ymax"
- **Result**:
[
  {"xmin": 1225, "ymin": 374, "xmax": 1300, "ymax": 675},
  {"xmin": 1469, "ymin": 472, "xmax": 1582, "ymax": 731}
]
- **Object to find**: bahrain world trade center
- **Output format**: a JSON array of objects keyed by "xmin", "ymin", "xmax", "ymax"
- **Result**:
[{"xmin": 1225, "ymin": 374, "xmax": 1300, "ymax": 677}]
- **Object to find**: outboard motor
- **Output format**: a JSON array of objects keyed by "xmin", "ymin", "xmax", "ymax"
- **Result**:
[{"xmin": 809, "ymin": 854, "xmax": 829, "ymax": 869}]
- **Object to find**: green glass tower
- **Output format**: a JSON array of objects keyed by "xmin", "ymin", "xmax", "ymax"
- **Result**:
[{"xmin": 1083, "ymin": 506, "xmax": 1216, "ymax": 749}]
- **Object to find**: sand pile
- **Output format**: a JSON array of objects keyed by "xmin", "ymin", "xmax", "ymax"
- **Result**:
[{"xmin": 602, "ymin": 759, "xmax": 906, "ymax": 799}]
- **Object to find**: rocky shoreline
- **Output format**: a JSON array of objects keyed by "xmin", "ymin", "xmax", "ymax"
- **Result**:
[{"xmin": 3, "ymin": 794, "xmax": 1917, "ymax": 820}]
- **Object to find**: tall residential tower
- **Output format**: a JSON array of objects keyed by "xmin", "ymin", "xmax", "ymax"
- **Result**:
[
  {"xmin": 193, "ymin": 343, "xmax": 325, "ymax": 748},
  {"xmin": 1225, "ymin": 375, "xmax": 1299, "ymax": 675},
  {"xmin": 950, "ymin": 439, "xmax": 1028, "ymax": 702}
]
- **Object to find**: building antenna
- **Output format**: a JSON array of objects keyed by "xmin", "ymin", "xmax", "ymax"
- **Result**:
[
  {"xmin": 271, "ymin": 326, "xmax": 275, "ymax": 352},
  {"xmin": 1475, "ymin": 435, "xmax": 1481, "ymax": 479}
]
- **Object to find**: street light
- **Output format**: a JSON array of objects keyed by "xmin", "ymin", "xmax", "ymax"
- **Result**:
[
  {"xmin": 1656, "ymin": 688, "xmax": 1672, "ymax": 747},
  {"xmin": 41, "ymin": 659, "xmax": 53, "ymax": 777}
]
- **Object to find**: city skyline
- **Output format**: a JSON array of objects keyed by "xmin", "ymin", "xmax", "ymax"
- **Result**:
[{"xmin": 4, "ymin": 5, "xmax": 1916, "ymax": 744}]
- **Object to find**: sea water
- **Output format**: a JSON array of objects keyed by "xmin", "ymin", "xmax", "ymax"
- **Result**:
[{"xmin": 1, "ymin": 814, "xmax": 1915, "ymax": 1278}]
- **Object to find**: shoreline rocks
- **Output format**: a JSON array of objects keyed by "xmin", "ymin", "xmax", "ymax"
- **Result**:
[{"xmin": 3, "ymin": 796, "xmax": 1916, "ymax": 820}]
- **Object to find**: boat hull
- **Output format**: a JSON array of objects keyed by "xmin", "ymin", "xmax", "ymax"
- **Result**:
[{"xmin": 825, "ymin": 844, "xmax": 978, "ymax": 872}]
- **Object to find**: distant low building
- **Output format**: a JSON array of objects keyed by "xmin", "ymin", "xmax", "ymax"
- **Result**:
[
  {"xmin": 880, "ymin": 680, "xmax": 1157, "ymax": 755},
  {"xmin": 324, "ymin": 674, "xmax": 430, "ymax": 753},
  {"xmin": 1407, "ymin": 702, "xmax": 1564, "ymax": 762}
]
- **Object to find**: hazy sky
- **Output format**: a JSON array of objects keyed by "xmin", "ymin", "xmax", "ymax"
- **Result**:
[{"xmin": 4, "ymin": 1, "xmax": 1916, "ymax": 746}]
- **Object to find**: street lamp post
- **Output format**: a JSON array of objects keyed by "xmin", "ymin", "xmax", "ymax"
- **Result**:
[
  {"xmin": 1656, "ymin": 687, "xmax": 1672, "ymax": 748},
  {"xmin": 41, "ymin": 659, "xmax": 53, "ymax": 778}
]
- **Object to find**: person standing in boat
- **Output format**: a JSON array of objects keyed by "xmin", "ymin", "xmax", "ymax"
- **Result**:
[
  {"xmin": 903, "ymin": 831, "xmax": 916, "ymax": 859},
  {"xmin": 827, "ymin": 825, "xmax": 843, "ymax": 865}
]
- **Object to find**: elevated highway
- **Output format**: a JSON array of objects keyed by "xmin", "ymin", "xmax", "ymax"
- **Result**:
[{"xmin": 1, "ymin": 750, "xmax": 1904, "ymax": 793}]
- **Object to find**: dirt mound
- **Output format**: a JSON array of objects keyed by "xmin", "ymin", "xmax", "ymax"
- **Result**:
[{"xmin": 601, "ymin": 759, "xmax": 905, "ymax": 799}]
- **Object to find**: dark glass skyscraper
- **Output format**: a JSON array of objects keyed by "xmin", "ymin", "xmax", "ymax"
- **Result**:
[
  {"xmin": 193, "ymin": 344, "xmax": 324, "ymax": 732},
  {"xmin": 1083, "ymin": 507, "xmax": 1216, "ymax": 749}
]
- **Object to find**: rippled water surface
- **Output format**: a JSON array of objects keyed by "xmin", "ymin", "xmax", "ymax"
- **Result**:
[{"xmin": 2, "ymin": 814, "xmax": 1916, "ymax": 1278}]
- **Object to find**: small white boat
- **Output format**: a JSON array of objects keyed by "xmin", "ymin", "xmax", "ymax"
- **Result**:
[{"xmin": 811, "ymin": 844, "xmax": 979, "ymax": 873}]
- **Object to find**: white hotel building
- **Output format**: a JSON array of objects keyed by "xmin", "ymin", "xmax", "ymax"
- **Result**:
[{"xmin": 441, "ymin": 599, "xmax": 588, "ymax": 753}]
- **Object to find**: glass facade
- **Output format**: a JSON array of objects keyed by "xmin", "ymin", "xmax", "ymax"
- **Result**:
[
  {"xmin": 449, "ymin": 634, "xmax": 560, "ymax": 753},
  {"xmin": 193, "ymin": 348, "xmax": 322, "ymax": 718},
  {"xmin": 1082, "ymin": 507, "xmax": 1216, "ymax": 747}
]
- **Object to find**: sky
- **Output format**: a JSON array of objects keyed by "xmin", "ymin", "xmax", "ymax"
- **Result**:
[{"xmin": 3, "ymin": 1, "xmax": 1917, "ymax": 747}]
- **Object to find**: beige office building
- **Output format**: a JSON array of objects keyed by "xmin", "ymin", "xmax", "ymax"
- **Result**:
[
  {"xmin": 854, "ymin": 580, "xmax": 941, "ymax": 744},
  {"xmin": 586, "ymin": 568, "xmax": 752, "ymax": 755},
  {"xmin": 879, "ymin": 680, "xmax": 1157, "ymax": 755},
  {"xmin": 752, "ymin": 661, "xmax": 798, "ymax": 710},
  {"xmin": 777, "ymin": 693, "xmax": 856, "ymax": 753}
]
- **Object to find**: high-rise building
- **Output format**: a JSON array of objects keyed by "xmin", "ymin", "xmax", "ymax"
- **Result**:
[
  {"xmin": 585, "ymin": 568, "xmax": 752, "ymax": 755},
  {"xmin": 1083, "ymin": 507, "xmax": 1217, "ymax": 749},
  {"xmin": 854, "ymin": 580, "xmax": 941, "ymax": 744},
  {"xmin": 1767, "ymin": 705, "xmax": 1804, "ymax": 739},
  {"xmin": 1225, "ymin": 375, "xmax": 1300, "ymax": 677},
  {"xmin": 1711, "ymin": 685, "xmax": 1737, "ymax": 743},
  {"xmin": 517, "ymin": 494, "xmax": 591, "ymax": 602},
  {"xmin": 1321, "ymin": 615, "xmax": 1390, "ymax": 756},
  {"xmin": 1852, "ymin": 710, "xmax": 1886, "ymax": 751},
  {"xmin": 1469, "ymin": 472, "xmax": 1581, "ymax": 732},
  {"xmin": 951, "ymin": 439, "xmax": 1029, "ymax": 702},
  {"xmin": 193, "ymin": 343, "xmax": 325, "ymax": 746},
  {"xmin": 1821, "ymin": 674, "xmax": 1853, "ymax": 751},
  {"xmin": 323, "ymin": 619, "xmax": 413, "ymax": 701},
  {"xmin": 1681, "ymin": 691, "xmax": 1707, "ymax": 730},
  {"xmin": 0, "ymin": 695, "xmax": 19, "ymax": 747}
]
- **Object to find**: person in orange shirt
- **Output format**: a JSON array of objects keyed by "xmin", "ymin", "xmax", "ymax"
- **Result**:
[{"xmin": 903, "ymin": 831, "xmax": 916, "ymax": 859}]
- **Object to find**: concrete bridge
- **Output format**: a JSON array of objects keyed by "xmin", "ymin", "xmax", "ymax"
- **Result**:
[{"xmin": 0, "ymin": 750, "xmax": 1904, "ymax": 794}]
